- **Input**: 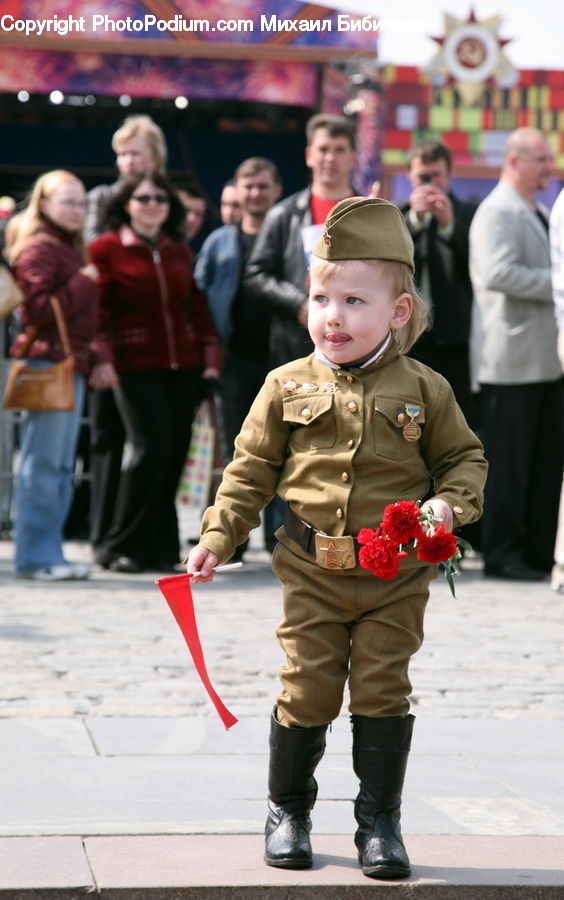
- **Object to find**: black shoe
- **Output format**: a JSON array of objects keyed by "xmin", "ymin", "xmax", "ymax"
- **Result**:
[
  {"xmin": 264, "ymin": 709, "xmax": 327, "ymax": 871},
  {"xmin": 93, "ymin": 548, "xmax": 116, "ymax": 569},
  {"xmin": 356, "ymin": 811, "xmax": 411, "ymax": 880},
  {"xmin": 109, "ymin": 556, "xmax": 143, "ymax": 574},
  {"xmin": 264, "ymin": 802, "xmax": 313, "ymax": 869},
  {"xmin": 484, "ymin": 563, "xmax": 547, "ymax": 581},
  {"xmin": 352, "ymin": 715, "xmax": 414, "ymax": 881}
]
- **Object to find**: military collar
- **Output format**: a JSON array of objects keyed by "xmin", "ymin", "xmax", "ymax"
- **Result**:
[
  {"xmin": 325, "ymin": 338, "xmax": 400, "ymax": 378},
  {"xmin": 358, "ymin": 337, "xmax": 400, "ymax": 373},
  {"xmin": 315, "ymin": 332, "xmax": 393, "ymax": 372}
]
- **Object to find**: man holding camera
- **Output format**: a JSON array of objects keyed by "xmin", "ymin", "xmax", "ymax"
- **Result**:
[{"xmin": 399, "ymin": 139, "xmax": 478, "ymax": 426}]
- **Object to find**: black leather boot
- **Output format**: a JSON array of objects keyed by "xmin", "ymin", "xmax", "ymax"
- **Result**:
[
  {"xmin": 264, "ymin": 708, "xmax": 328, "ymax": 869},
  {"xmin": 352, "ymin": 714, "xmax": 414, "ymax": 880}
]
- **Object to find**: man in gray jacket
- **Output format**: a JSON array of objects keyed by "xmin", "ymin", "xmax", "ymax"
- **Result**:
[{"xmin": 470, "ymin": 127, "xmax": 562, "ymax": 580}]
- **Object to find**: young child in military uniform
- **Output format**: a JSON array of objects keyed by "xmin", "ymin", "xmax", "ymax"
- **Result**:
[{"xmin": 187, "ymin": 198, "xmax": 487, "ymax": 880}]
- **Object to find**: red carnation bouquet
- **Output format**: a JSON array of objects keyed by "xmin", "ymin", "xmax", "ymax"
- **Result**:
[{"xmin": 357, "ymin": 500, "xmax": 469, "ymax": 596}]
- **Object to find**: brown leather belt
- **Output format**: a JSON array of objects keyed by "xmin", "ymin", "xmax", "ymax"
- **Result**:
[{"xmin": 284, "ymin": 506, "xmax": 358, "ymax": 570}]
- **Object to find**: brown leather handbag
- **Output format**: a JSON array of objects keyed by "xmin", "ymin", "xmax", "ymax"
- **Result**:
[
  {"xmin": 0, "ymin": 263, "xmax": 24, "ymax": 319},
  {"xmin": 3, "ymin": 296, "xmax": 75, "ymax": 411}
]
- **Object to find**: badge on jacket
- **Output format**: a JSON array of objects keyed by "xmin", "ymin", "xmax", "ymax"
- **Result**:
[{"xmin": 403, "ymin": 404, "xmax": 422, "ymax": 442}]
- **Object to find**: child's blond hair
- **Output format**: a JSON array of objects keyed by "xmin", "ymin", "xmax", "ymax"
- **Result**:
[{"xmin": 309, "ymin": 256, "xmax": 428, "ymax": 354}]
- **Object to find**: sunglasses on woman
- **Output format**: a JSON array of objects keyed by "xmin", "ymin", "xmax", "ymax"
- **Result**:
[{"xmin": 132, "ymin": 193, "xmax": 170, "ymax": 205}]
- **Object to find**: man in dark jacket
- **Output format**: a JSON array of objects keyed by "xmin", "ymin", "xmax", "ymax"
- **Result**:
[
  {"xmin": 195, "ymin": 157, "xmax": 282, "ymax": 454},
  {"xmin": 399, "ymin": 139, "xmax": 478, "ymax": 427},
  {"xmin": 243, "ymin": 113, "xmax": 356, "ymax": 368}
]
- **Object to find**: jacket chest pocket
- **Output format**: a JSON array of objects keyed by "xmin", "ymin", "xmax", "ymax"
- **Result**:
[
  {"xmin": 283, "ymin": 393, "xmax": 336, "ymax": 450},
  {"xmin": 374, "ymin": 396, "xmax": 426, "ymax": 460}
]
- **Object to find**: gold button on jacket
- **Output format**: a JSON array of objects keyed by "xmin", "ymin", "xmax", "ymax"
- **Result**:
[{"xmin": 200, "ymin": 341, "xmax": 487, "ymax": 569}]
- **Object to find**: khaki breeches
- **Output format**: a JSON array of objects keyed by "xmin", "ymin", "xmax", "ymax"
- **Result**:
[{"xmin": 271, "ymin": 542, "xmax": 436, "ymax": 728}]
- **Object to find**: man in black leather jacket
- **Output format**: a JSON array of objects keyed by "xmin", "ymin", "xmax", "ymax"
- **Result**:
[{"xmin": 243, "ymin": 113, "xmax": 356, "ymax": 368}]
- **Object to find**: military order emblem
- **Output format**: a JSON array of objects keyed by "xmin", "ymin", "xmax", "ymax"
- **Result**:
[{"xmin": 423, "ymin": 11, "xmax": 518, "ymax": 105}]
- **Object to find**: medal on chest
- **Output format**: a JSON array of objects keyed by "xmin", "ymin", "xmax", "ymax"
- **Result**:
[{"xmin": 402, "ymin": 404, "xmax": 422, "ymax": 442}]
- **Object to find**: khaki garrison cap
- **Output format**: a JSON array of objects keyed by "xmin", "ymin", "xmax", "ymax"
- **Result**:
[{"xmin": 313, "ymin": 196, "xmax": 414, "ymax": 272}]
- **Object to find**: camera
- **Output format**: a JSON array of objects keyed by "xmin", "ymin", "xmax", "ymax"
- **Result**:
[{"xmin": 420, "ymin": 174, "xmax": 432, "ymax": 185}]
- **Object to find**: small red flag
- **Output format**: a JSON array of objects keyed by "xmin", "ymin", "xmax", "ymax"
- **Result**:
[{"xmin": 156, "ymin": 574, "xmax": 238, "ymax": 730}]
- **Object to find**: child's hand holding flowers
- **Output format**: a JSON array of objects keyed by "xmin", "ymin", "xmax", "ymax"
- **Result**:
[
  {"xmin": 420, "ymin": 499, "xmax": 453, "ymax": 533},
  {"xmin": 358, "ymin": 500, "xmax": 469, "ymax": 596}
]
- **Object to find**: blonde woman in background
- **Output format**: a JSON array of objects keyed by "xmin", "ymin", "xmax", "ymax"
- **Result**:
[
  {"xmin": 84, "ymin": 114, "xmax": 167, "ymax": 244},
  {"xmin": 8, "ymin": 169, "xmax": 114, "ymax": 580}
]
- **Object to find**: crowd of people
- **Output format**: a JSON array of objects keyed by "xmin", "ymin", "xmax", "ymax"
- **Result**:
[
  {"xmin": 1, "ymin": 113, "xmax": 562, "ymax": 883},
  {"xmin": 1, "ymin": 115, "xmax": 563, "ymax": 587}
]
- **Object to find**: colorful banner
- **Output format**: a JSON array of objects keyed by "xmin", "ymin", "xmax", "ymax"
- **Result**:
[{"xmin": 0, "ymin": 47, "xmax": 318, "ymax": 104}]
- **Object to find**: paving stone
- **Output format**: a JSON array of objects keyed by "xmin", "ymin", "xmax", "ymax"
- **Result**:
[
  {"xmin": 0, "ymin": 719, "xmax": 94, "ymax": 757},
  {"xmin": 470, "ymin": 755, "xmax": 564, "ymax": 815},
  {"xmin": 0, "ymin": 756, "xmax": 266, "ymax": 834},
  {"xmin": 85, "ymin": 713, "xmax": 360, "ymax": 757},
  {"xmin": 0, "ymin": 836, "xmax": 93, "ymax": 890},
  {"xmin": 424, "ymin": 796, "xmax": 564, "ymax": 836},
  {"xmin": 413, "ymin": 718, "xmax": 564, "ymax": 755}
]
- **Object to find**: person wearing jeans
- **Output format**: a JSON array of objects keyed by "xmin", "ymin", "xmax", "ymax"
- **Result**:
[
  {"xmin": 8, "ymin": 169, "xmax": 111, "ymax": 580},
  {"xmin": 15, "ymin": 366, "xmax": 86, "ymax": 576}
]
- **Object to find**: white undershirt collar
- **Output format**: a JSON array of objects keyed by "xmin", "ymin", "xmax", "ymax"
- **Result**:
[{"xmin": 315, "ymin": 332, "xmax": 392, "ymax": 371}]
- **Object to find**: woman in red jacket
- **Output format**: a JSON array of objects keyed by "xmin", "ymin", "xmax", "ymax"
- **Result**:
[
  {"xmin": 89, "ymin": 172, "xmax": 221, "ymax": 573},
  {"xmin": 8, "ymin": 169, "xmax": 110, "ymax": 580}
]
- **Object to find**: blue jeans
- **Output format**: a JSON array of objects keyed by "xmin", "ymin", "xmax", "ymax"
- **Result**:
[{"xmin": 14, "ymin": 361, "xmax": 86, "ymax": 574}]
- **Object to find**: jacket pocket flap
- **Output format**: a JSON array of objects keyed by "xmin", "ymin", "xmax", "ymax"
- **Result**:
[
  {"xmin": 375, "ymin": 396, "xmax": 426, "ymax": 428},
  {"xmin": 283, "ymin": 392, "xmax": 333, "ymax": 424}
]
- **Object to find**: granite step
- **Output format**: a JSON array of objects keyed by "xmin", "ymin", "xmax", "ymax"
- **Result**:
[{"xmin": 1, "ymin": 834, "xmax": 564, "ymax": 898}]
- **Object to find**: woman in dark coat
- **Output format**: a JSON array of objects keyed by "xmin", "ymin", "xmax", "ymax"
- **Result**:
[{"xmin": 89, "ymin": 172, "xmax": 221, "ymax": 572}]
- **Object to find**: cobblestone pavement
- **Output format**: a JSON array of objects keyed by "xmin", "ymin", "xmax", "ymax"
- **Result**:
[{"xmin": 1, "ymin": 536, "xmax": 563, "ymax": 722}]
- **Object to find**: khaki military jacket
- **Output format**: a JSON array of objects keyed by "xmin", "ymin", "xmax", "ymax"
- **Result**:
[{"xmin": 200, "ymin": 340, "xmax": 487, "ymax": 572}]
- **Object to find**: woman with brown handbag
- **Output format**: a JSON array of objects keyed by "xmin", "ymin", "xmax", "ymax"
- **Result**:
[{"xmin": 7, "ymin": 169, "xmax": 115, "ymax": 580}]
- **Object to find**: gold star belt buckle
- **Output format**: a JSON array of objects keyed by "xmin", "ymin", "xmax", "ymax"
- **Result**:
[{"xmin": 314, "ymin": 534, "xmax": 356, "ymax": 570}]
